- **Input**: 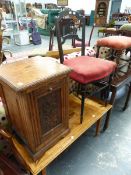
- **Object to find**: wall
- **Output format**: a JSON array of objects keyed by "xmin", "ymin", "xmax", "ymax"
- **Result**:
[
  {"xmin": 110, "ymin": 0, "xmax": 122, "ymax": 18},
  {"xmin": 25, "ymin": 0, "xmax": 130, "ymax": 14},
  {"xmin": 120, "ymin": 0, "xmax": 131, "ymax": 12},
  {"xmin": 25, "ymin": 0, "xmax": 96, "ymax": 15},
  {"xmin": 68, "ymin": 0, "xmax": 96, "ymax": 15}
]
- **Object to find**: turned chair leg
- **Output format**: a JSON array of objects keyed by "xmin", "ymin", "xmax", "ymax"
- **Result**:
[
  {"xmin": 123, "ymin": 82, "xmax": 131, "ymax": 111},
  {"xmin": 80, "ymin": 84, "xmax": 86, "ymax": 124},
  {"xmin": 80, "ymin": 92, "xmax": 85, "ymax": 124},
  {"xmin": 103, "ymin": 109, "xmax": 112, "ymax": 131},
  {"xmin": 49, "ymin": 30, "xmax": 54, "ymax": 51},
  {"xmin": 103, "ymin": 88, "xmax": 117, "ymax": 131}
]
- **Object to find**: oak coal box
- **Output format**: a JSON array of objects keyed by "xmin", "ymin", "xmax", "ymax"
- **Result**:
[{"xmin": 0, "ymin": 57, "xmax": 71, "ymax": 161}]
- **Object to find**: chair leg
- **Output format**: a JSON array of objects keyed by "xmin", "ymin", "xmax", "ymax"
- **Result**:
[
  {"xmin": 103, "ymin": 88, "xmax": 117, "ymax": 131},
  {"xmin": 49, "ymin": 30, "xmax": 54, "ymax": 51},
  {"xmin": 72, "ymin": 38, "xmax": 76, "ymax": 48},
  {"xmin": 80, "ymin": 84, "xmax": 86, "ymax": 124},
  {"xmin": 109, "ymin": 87, "xmax": 117, "ymax": 105},
  {"xmin": 98, "ymin": 31, "xmax": 99, "ymax": 37},
  {"xmin": 103, "ymin": 109, "xmax": 112, "ymax": 131},
  {"xmin": 123, "ymin": 82, "xmax": 131, "ymax": 111},
  {"xmin": 105, "ymin": 73, "xmax": 114, "ymax": 106}
]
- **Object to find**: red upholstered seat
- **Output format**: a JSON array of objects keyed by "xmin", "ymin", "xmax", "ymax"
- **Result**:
[
  {"xmin": 64, "ymin": 56, "xmax": 116, "ymax": 84},
  {"xmin": 97, "ymin": 36, "xmax": 131, "ymax": 50}
]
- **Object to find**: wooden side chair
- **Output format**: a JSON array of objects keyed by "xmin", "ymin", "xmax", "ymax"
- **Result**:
[
  {"xmin": 96, "ymin": 36, "xmax": 131, "ymax": 130},
  {"xmin": 0, "ymin": 154, "xmax": 25, "ymax": 175},
  {"xmin": 0, "ymin": 126, "xmax": 30, "ymax": 175},
  {"xmin": 56, "ymin": 10, "xmax": 116, "ymax": 123},
  {"xmin": 72, "ymin": 23, "xmax": 95, "ymax": 48}
]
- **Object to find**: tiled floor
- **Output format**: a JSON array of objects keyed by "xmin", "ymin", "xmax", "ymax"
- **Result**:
[
  {"xmin": 3, "ymin": 26, "xmax": 99, "ymax": 56},
  {"xmin": 2, "ymin": 26, "xmax": 131, "ymax": 175}
]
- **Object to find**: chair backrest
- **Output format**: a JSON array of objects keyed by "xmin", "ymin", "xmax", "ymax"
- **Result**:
[
  {"xmin": 0, "ymin": 30, "xmax": 3, "ymax": 63},
  {"xmin": 88, "ymin": 23, "xmax": 95, "ymax": 46},
  {"xmin": 56, "ymin": 10, "xmax": 85, "ymax": 64}
]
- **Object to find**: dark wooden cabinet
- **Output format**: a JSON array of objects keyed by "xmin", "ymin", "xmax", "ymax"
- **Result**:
[{"xmin": 0, "ymin": 57, "xmax": 71, "ymax": 161}]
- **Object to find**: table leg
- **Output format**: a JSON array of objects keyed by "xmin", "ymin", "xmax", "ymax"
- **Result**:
[{"xmin": 95, "ymin": 118, "xmax": 102, "ymax": 136}]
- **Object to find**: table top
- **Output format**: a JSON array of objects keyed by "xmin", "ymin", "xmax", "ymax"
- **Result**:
[{"xmin": 0, "ymin": 57, "xmax": 71, "ymax": 92}]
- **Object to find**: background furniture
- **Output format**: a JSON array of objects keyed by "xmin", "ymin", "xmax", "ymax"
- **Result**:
[
  {"xmin": 89, "ymin": 10, "xmax": 95, "ymax": 26},
  {"xmin": 112, "ymin": 13, "xmax": 130, "ymax": 24},
  {"xmin": 0, "ymin": 57, "xmax": 71, "ymax": 161},
  {"xmin": 0, "ymin": 29, "xmax": 12, "ymax": 64},
  {"xmin": 95, "ymin": 0, "xmax": 110, "ymax": 26},
  {"xmin": 45, "ymin": 3, "xmax": 57, "ymax": 9},
  {"xmin": 1, "ymin": 0, "xmax": 30, "ymax": 45},
  {"xmin": 98, "ymin": 23, "xmax": 131, "ymax": 37},
  {"xmin": 57, "ymin": 0, "xmax": 68, "ymax": 6},
  {"xmin": 73, "ymin": 24, "xmax": 95, "ymax": 48},
  {"xmin": 38, "ymin": 9, "xmax": 60, "ymax": 36}
]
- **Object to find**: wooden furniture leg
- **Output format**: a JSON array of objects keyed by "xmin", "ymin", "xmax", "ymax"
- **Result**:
[
  {"xmin": 103, "ymin": 87, "xmax": 117, "ymax": 131},
  {"xmin": 41, "ymin": 169, "xmax": 47, "ymax": 175},
  {"xmin": 123, "ymin": 82, "xmax": 131, "ymax": 111},
  {"xmin": 95, "ymin": 118, "xmax": 102, "ymax": 136},
  {"xmin": 35, "ymin": 170, "xmax": 46, "ymax": 175},
  {"xmin": 49, "ymin": 28, "xmax": 54, "ymax": 51},
  {"xmin": 103, "ymin": 109, "xmax": 112, "ymax": 131}
]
